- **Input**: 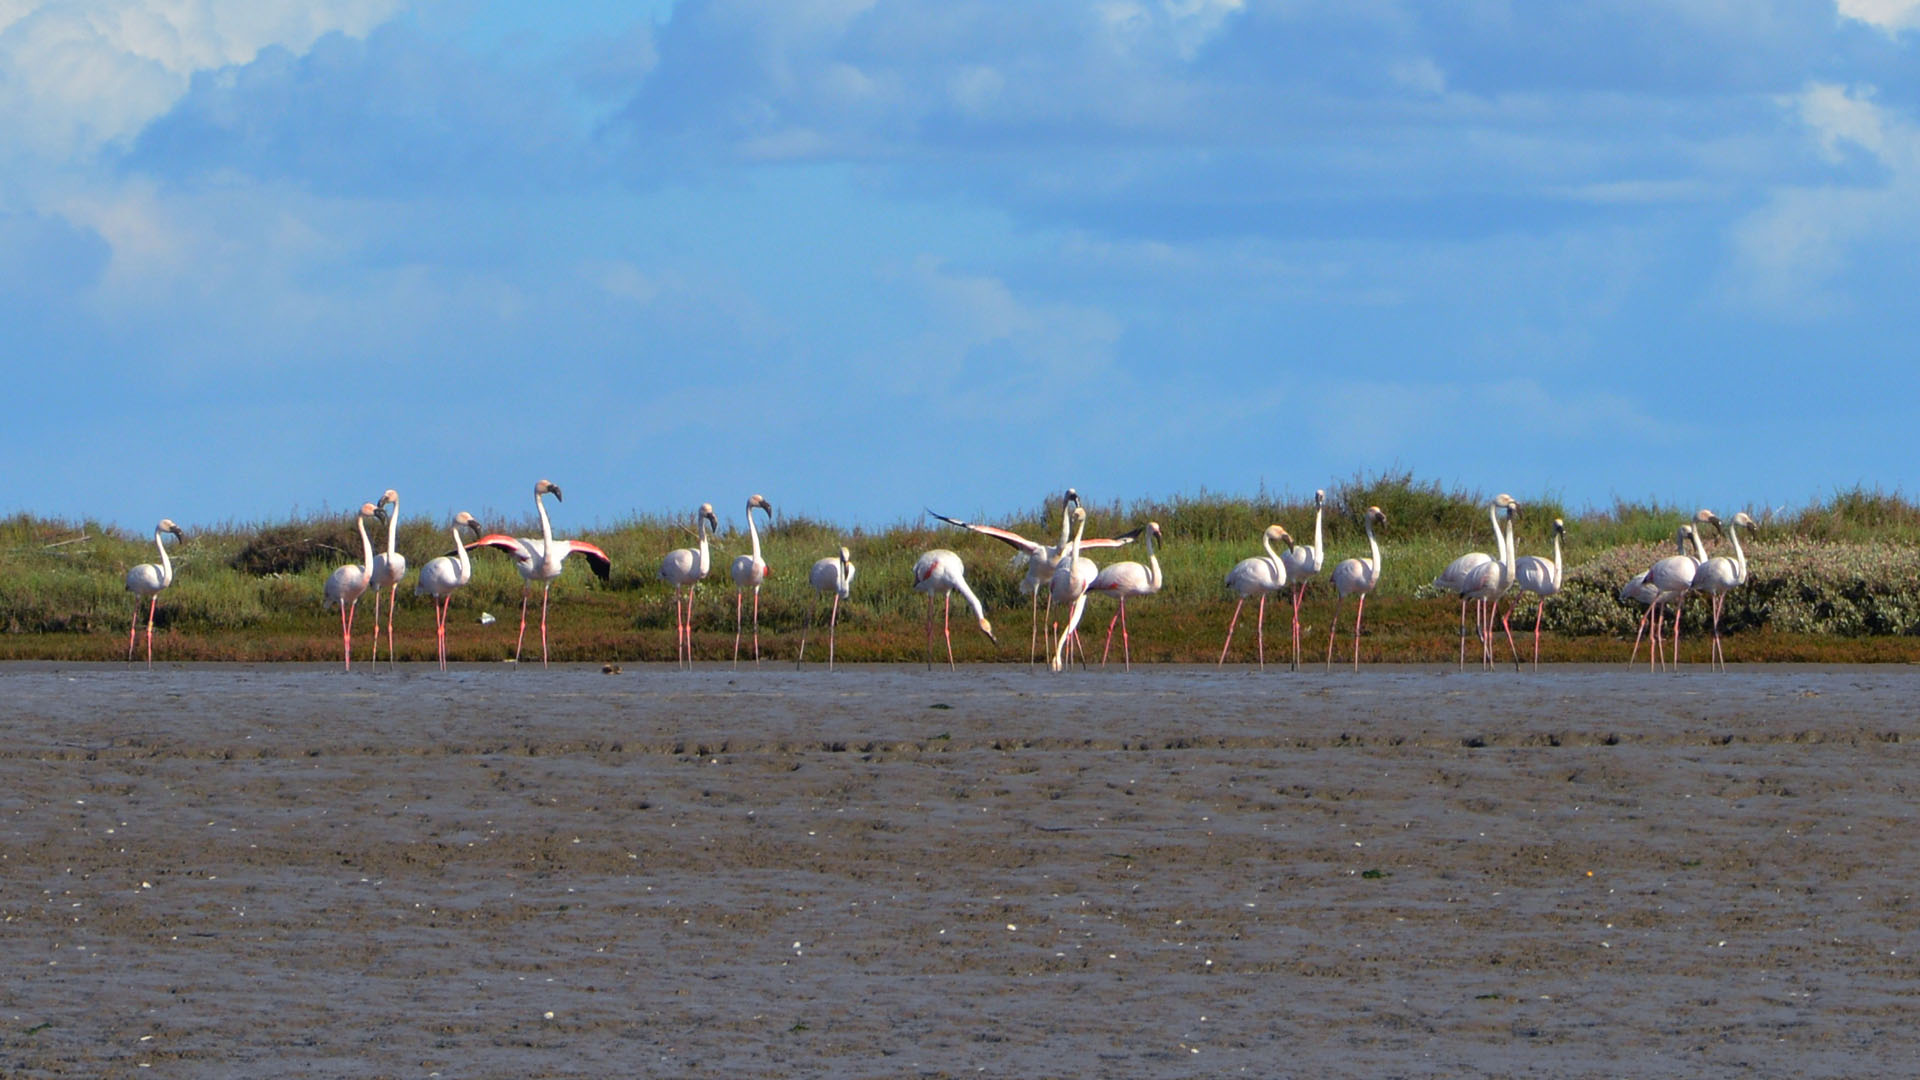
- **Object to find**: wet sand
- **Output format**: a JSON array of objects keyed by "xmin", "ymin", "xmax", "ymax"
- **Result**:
[{"xmin": 3, "ymin": 662, "xmax": 1919, "ymax": 1078}]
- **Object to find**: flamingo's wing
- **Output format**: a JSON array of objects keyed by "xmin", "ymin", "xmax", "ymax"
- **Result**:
[
  {"xmin": 925, "ymin": 510, "xmax": 1042, "ymax": 554},
  {"xmin": 467, "ymin": 534, "xmax": 533, "ymax": 565},
  {"xmin": 567, "ymin": 541, "xmax": 613, "ymax": 582}
]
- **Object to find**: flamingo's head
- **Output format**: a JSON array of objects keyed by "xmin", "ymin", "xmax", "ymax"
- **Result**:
[
  {"xmin": 839, "ymin": 545, "xmax": 853, "ymax": 565},
  {"xmin": 700, "ymin": 504, "xmax": 718, "ymax": 531},
  {"xmin": 159, "ymin": 519, "xmax": 185, "ymax": 541},
  {"xmin": 454, "ymin": 511, "xmax": 483, "ymax": 538},
  {"xmin": 378, "ymin": 489, "xmax": 399, "ymax": 508},
  {"xmin": 359, "ymin": 502, "xmax": 380, "ymax": 520},
  {"xmin": 1314, "ymin": 489, "xmax": 1326, "ymax": 507},
  {"xmin": 1495, "ymin": 493, "xmax": 1519, "ymax": 518},
  {"xmin": 748, "ymin": 493, "xmax": 773, "ymax": 518},
  {"xmin": 977, "ymin": 617, "xmax": 997, "ymax": 643},
  {"xmin": 1731, "ymin": 511, "xmax": 1757, "ymax": 531},
  {"xmin": 1265, "ymin": 524, "xmax": 1293, "ymax": 547},
  {"xmin": 1552, "ymin": 517, "xmax": 1566, "ymax": 536},
  {"xmin": 1146, "ymin": 521, "xmax": 1162, "ymax": 544},
  {"xmin": 1675, "ymin": 524, "xmax": 1695, "ymax": 549},
  {"xmin": 536, "ymin": 479, "xmax": 562, "ymax": 501},
  {"xmin": 1366, "ymin": 506, "xmax": 1387, "ymax": 527},
  {"xmin": 1069, "ymin": 505, "xmax": 1087, "ymax": 526},
  {"xmin": 1063, "ymin": 488, "xmax": 1080, "ymax": 510}
]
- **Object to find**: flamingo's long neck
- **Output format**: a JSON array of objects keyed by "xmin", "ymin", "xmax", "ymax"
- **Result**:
[
  {"xmin": 385, "ymin": 496, "xmax": 400, "ymax": 559},
  {"xmin": 1488, "ymin": 503, "xmax": 1507, "ymax": 564},
  {"xmin": 155, "ymin": 527, "xmax": 174, "ymax": 587},
  {"xmin": 954, "ymin": 573, "xmax": 987, "ymax": 622},
  {"xmin": 1551, "ymin": 530, "xmax": 1563, "ymax": 584},
  {"xmin": 536, "ymin": 491, "xmax": 554, "ymax": 549},
  {"xmin": 1502, "ymin": 509, "xmax": 1516, "ymax": 576},
  {"xmin": 1145, "ymin": 531, "xmax": 1161, "ymax": 591},
  {"xmin": 1262, "ymin": 532, "xmax": 1284, "ymax": 584},
  {"xmin": 1727, "ymin": 520, "xmax": 1748, "ymax": 582},
  {"xmin": 747, "ymin": 504, "xmax": 763, "ymax": 564},
  {"xmin": 453, "ymin": 525, "xmax": 473, "ymax": 583},
  {"xmin": 1365, "ymin": 516, "xmax": 1382, "ymax": 576},
  {"xmin": 696, "ymin": 514, "xmax": 711, "ymax": 575},
  {"xmin": 357, "ymin": 514, "xmax": 375, "ymax": 576},
  {"xmin": 1312, "ymin": 502, "xmax": 1324, "ymax": 561},
  {"xmin": 1688, "ymin": 527, "xmax": 1708, "ymax": 562}
]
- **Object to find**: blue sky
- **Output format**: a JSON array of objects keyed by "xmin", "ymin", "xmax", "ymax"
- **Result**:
[{"xmin": 5, "ymin": 0, "xmax": 1919, "ymax": 532}]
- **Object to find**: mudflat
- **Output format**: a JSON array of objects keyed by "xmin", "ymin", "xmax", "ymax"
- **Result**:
[{"xmin": 2, "ymin": 662, "xmax": 1917, "ymax": 1078}]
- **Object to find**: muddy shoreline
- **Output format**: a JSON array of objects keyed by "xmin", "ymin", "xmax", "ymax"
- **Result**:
[{"xmin": 3, "ymin": 663, "xmax": 1917, "ymax": 1077}]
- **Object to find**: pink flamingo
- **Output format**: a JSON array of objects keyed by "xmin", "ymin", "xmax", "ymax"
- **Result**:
[
  {"xmin": 124, "ymin": 519, "xmax": 185, "ymax": 668},
  {"xmin": 658, "ymin": 503, "xmax": 718, "ymax": 668},
  {"xmin": 1086, "ymin": 521, "xmax": 1162, "ymax": 671},
  {"xmin": 913, "ymin": 548, "xmax": 996, "ymax": 669},
  {"xmin": 323, "ymin": 503, "xmax": 379, "ymax": 671},
  {"xmin": 469, "ymin": 480, "xmax": 612, "ymax": 667},
  {"xmin": 1326, "ymin": 506, "xmax": 1387, "ymax": 671},
  {"xmin": 729, "ymin": 494, "xmax": 775, "ymax": 666},
  {"xmin": 413, "ymin": 512, "xmax": 483, "ymax": 670},
  {"xmin": 1219, "ymin": 525, "xmax": 1293, "ymax": 669}
]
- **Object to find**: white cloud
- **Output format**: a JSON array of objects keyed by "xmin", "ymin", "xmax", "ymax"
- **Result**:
[
  {"xmin": 0, "ymin": 0, "xmax": 401, "ymax": 158},
  {"xmin": 1835, "ymin": 0, "xmax": 1920, "ymax": 34},
  {"xmin": 1726, "ymin": 82, "xmax": 1920, "ymax": 316}
]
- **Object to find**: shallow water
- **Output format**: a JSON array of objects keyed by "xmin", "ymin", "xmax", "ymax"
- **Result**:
[{"xmin": 3, "ymin": 663, "xmax": 1918, "ymax": 1076}]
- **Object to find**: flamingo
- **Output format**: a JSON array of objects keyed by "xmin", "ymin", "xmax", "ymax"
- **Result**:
[
  {"xmin": 1690, "ymin": 511, "xmax": 1755, "ymax": 671},
  {"xmin": 1433, "ymin": 494, "xmax": 1520, "ymax": 668},
  {"xmin": 728, "ymin": 494, "xmax": 775, "ymax": 666},
  {"xmin": 659, "ymin": 503, "xmax": 719, "ymax": 668},
  {"xmin": 124, "ymin": 519, "xmax": 185, "ymax": 668},
  {"xmin": 1049, "ymin": 507, "xmax": 1097, "ymax": 672},
  {"xmin": 912, "ymin": 548, "xmax": 996, "ymax": 670},
  {"xmin": 1326, "ymin": 506, "xmax": 1387, "ymax": 671},
  {"xmin": 468, "ymin": 479, "xmax": 612, "ymax": 667},
  {"xmin": 1218, "ymin": 525, "xmax": 1293, "ymax": 669},
  {"xmin": 797, "ymin": 546, "xmax": 855, "ymax": 669},
  {"xmin": 927, "ymin": 490, "xmax": 1135, "ymax": 665},
  {"xmin": 323, "ymin": 503, "xmax": 380, "ymax": 672},
  {"xmin": 368, "ymin": 489, "xmax": 408, "ymax": 667},
  {"xmin": 1512, "ymin": 518, "xmax": 1566, "ymax": 670},
  {"xmin": 1462, "ymin": 499, "xmax": 1523, "ymax": 670},
  {"xmin": 1643, "ymin": 521, "xmax": 1707, "ymax": 672},
  {"xmin": 1280, "ymin": 490, "xmax": 1326, "ymax": 671},
  {"xmin": 413, "ymin": 512, "xmax": 483, "ymax": 671},
  {"xmin": 1623, "ymin": 526, "xmax": 1690, "ymax": 668},
  {"xmin": 1086, "ymin": 521, "xmax": 1162, "ymax": 671}
]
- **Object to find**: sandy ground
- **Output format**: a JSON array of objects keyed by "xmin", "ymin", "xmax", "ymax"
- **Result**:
[{"xmin": 2, "ymin": 661, "xmax": 1919, "ymax": 1078}]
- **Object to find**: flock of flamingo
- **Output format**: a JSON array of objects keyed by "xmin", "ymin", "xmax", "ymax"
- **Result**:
[{"xmin": 119, "ymin": 481, "xmax": 1753, "ymax": 673}]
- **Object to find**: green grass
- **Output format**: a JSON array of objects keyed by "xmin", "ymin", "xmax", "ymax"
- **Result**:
[{"xmin": 10, "ymin": 477, "xmax": 1920, "ymax": 663}]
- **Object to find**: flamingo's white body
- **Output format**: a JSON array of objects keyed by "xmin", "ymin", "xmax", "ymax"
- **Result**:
[
  {"xmin": 1643, "ymin": 523, "xmax": 1707, "ymax": 671},
  {"xmin": 414, "ymin": 512, "xmax": 482, "ymax": 670},
  {"xmin": 1512, "ymin": 518, "xmax": 1566, "ymax": 670},
  {"xmin": 1279, "ymin": 490, "xmax": 1326, "ymax": 671},
  {"xmin": 125, "ymin": 519, "xmax": 185, "ymax": 668},
  {"xmin": 1690, "ymin": 511, "xmax": 1754, "ymax": 671},
  {"xmin": 469, "ymin": 480, "xmax": 612, "ymax": 667},
  {"xmin": 368, "ymin": 489, "xmax": 408, "ymax": 666},
  {"xmin": 1049, "ymin": 507, "xmax": 1096, "ymax": 672},
  {"xmin": 1086, "ymin": 521, "xmax": 1162, "ymax": 671},
  {"xmin": 913, "ymin": 549, "xmax": 995, "ymax": 669},
  {"xmin": 659, "ymin": 503, "xmax": 719, "ymax": 668},
  {"xmin": 1623, "ymin": 527, "xmax": 1689, "ymax": 668},
  {"xmin": 729, "ymin": 494, "xmax": 774, "ymax": 666},
  {"xmin": 928, "ymin": 491, "xmax": 1134, "ymax": 665},
  {"xmin": 1434, "ymin": 494, "xmax": 1520, "ymax": 668},
  {"xmin": 1218, "ymin": 525, "xmax": 1292, "ymax": 669},
  {"xmin": 1326, "ymin": 506, "xmax": 1387, "ymax": 671},
  {"xmin": 323, "ymin": 503, "xmax": 380, "ymax": 672},
  {"xmin": 1460, "ymin": 496, "xmax": 1523, "ymax": 669},
  {"xmin": 798, "ymin": 546, "xmax": 855, "ymax": 669}
]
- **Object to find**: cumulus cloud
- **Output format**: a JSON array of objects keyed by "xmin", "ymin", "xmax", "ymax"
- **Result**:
[
  {"xmin": 1727, "ymin": 83, "xmax": 1920, "ymax": 316},
  {"xmin": 1835, "ymin": 0, "xmax": 1920, "ymax": 34},
  {"xmin": 0, "ymin": 0, "xmax": 400, "ymax": 158}
]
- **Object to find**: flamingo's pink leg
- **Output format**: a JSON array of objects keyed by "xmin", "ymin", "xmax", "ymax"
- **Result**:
[
  {"xmin": 540, "ymin": 582, "xmax": 551, "ymax": 668},
  {"xmin": 146, "ymin": 595, "xmax": 158, "ymax": 668},
  {"xmin": 827, "ymin": 593, "xmax": 840, "ymax": 670},
  {"xmin": 1120, "ymin": 599, "xmax": 1132, "ymax": 672},
  {"xmin": 1326, "ymin": 596, "xmax": 1343, "ymax": 669},
  {"xmin": 751, "ymin": 587, "xmax": 761, "ymax": 664},
  {"xmin": 1351, "ymin": 593, "xmax": 1367, "ymax": 671},
  {"xmin": 1255, "ymin": 595, "xmax": 1267, "ymax": 670},
  {"xmin": 1219, "ymin": 598, "xmax": 1246, "ymax": 665},
  {"xmin": 516, "ymin": 587, "xmax": 530, "ymax": 663},
  {"xmin": 943, "ymin": 593, "xmax": 955, "ymax": 670}
]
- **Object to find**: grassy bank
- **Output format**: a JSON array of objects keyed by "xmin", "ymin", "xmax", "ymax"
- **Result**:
[{"xmin": 8, "ymin": 474, "xmax": 1920, "ymax": 664}]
